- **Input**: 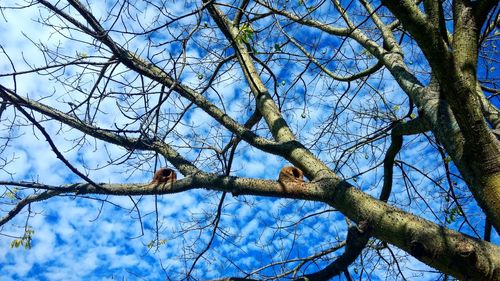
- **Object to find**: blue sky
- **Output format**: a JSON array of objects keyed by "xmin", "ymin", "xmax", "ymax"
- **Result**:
[{"xmin": 0, "ymin": 1, "xmax": 498, "ymax": 280}]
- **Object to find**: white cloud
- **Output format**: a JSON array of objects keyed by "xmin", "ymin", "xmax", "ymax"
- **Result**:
[{"xmin": 0, "ymin": 1, "xmax": 493, "ymax": 281}]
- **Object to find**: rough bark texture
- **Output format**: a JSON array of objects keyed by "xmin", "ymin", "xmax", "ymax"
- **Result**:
[{"xmin": 1, "ymin": 1, "xmax": 499, "ymax": 280}]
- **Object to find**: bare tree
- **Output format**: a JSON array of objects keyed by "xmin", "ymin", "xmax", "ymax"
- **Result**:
[{"xmin": 0, "ymin": 0, "xmax": 499, "ymax": 280}]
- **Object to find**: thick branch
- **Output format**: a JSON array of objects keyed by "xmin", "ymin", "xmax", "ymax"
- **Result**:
[
  {"xmin": 382, "ymin": 2, "xmax": 500, "ymax": 212},
  {"xmin": 204, "ymin": 0, "xmax": 296, "ymax": 143},
  {"xmin": 296, "ymin": 222, "xmax": 370, "ymax": 281},
  {"xmin": 381, "ymin": 0, "xmax": 451, "ymax": 74},
  {"xmin": 476, "ymin": 83, "xmax": 500, "ymax": 135},
  {"xmin": 392, "ymin": 117, "xmax": 431, "ymax": 136},
  {"xmin": 0, "ymin": 85, "xmax": 200, "ymax": 176},
  {"xmin": 358, "ymin": 0, "xmax": 403, "ymax": 53},
  {"xmin": 380, "ymin": 133, "xmax": 403, "ymax": 202},
  {"xmin": 2, "ymin": 175, "xmax": 499, "ymax": 280},
  {"xmin": 36, "ymin": 0, "xmax": 281, "ymax": 157},
  {"xmin": 203, "ymin": 1, "xmax": 336, "ymax": 180}
]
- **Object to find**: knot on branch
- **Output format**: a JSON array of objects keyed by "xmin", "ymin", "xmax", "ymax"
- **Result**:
[
  {"xmin": 410, "ymin": 240, "xmax": 430, "ymax": 258},
  {"xmin": 456, "ymin": 241, "xmax": 477, "ymax": 261}
]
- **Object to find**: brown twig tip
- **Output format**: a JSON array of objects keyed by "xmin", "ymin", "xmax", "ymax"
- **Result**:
[{"xmin": 150, "ymin": 168, "xmax": 177, "ymax": 184}]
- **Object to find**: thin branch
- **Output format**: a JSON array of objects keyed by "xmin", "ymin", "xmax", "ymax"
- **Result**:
[
  {"xmin": 0, "ymin": 175, "xmax": 335, "ymax": 228},
  {"xmin": 0, "ymin": 84, "xmax": 199, "ymax": 175},
  {"xmin": 0, "ymin": 190, "xmax": 62, "ymax": 227},
  {"xmin": 0, "ymin": 85, "xmax": 105, "ymax": 191},
  {"xmin": 277, "ymin": 22, "xmax": 383, "ymax": 82}
]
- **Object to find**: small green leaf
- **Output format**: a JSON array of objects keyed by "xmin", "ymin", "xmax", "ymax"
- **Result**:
[
  {"xmin": 450, "ymin": 212, "xmax": 456, "ymax": 222},
  {"xmin": 10, "ymin": 227, "xmax": 34, "ymax": 250},
  {"xmin": 147, "ymin": 239, "xmax": 167, "ymax": 249},
  {"xmin": 393, "ymin": 105, "xmax": 400, "ymax": 111},
  {"xmin": 410, "ymin": 113, "xmax": 417, "ymax": 119},
  {"xmin": 236, "ymin": 23, "xmax": 254, "ymax": 44},
  {"xmin": 76, "ymin": 51, "xmax": 88, "ymax": 59},
  {"xmin": 10, "ymin": 239, "xmax": 21, "ymax": 248},
  {"xmin": 6, "ymin": 188, "xmax": 18, "ymax": 199}
]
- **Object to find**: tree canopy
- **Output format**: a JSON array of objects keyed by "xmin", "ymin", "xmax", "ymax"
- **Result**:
[{"xmin": 0, "ymin": 0, "xmax": 499, "ymax": 280}]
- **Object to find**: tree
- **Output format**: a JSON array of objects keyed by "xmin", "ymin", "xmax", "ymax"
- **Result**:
[{"xmin": 0, "ymin": 0, "xmax": 499, "ymax": 280}]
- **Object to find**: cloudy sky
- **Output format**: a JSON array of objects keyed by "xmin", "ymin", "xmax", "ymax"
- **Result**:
[{"xmin": 0, "ymin": 1, "xmax": 498, "ymax": 280}]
